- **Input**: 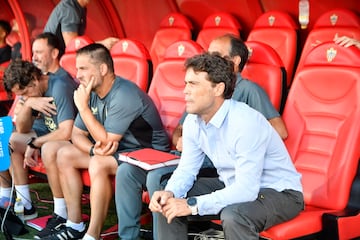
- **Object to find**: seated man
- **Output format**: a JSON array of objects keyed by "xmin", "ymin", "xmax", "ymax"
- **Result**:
[
  {"xmin": 3, "ymin": 32, "xmax": 77, "ymax": 220},
  {"xmin": 42, "ymin": 43, "xmax": 170, "ymax": 240},
  {"xmin": 149, "ymin": 52, "xmax": 304, "ymax": 239},
  {"xmin": 146, "ymin": 34, "xmax": 288, "ymax": 240}
]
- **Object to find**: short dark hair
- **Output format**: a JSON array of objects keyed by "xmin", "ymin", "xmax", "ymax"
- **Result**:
[
  {"xmin": 185, "ymin": 52, "xmax": 236, "ymax": 99},
  {"xmin": 76, "ymin": 43, "xmax": 114, "ymax": 73},
  {"xmin": 0, "ymin": 20, "xmax": 11, "ymax": 36},
  {"xmin": 34, "ymin": 32, "xmax": 61, "ymax": 58},
  {"xmin": 3, "ymin": 59, "xmax": 42, "ymax": 93}
]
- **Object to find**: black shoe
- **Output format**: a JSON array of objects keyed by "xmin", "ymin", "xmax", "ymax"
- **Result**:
[
  {"xmin": 41, "ymin": 225, "xmax": 86, "ymax": 240},
  {"xmin": 34, "ymin": 213, "xmax": 67, "ymax": 239},
  {"xmin": 24, "ymin": 205, "xmax": 38, "ymax": 220}
]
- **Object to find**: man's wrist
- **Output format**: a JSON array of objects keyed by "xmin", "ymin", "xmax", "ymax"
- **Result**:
[
  {"xmin": 27, "ymin": 137, "xmax": 40, "ymax": 149},
  {"xmin": 89, "ymin": 145, "xmax": 95, "ymax": 156},
  {"xmin": 186, "ymin": 197, "xmax": 198, "ymax": 215}
]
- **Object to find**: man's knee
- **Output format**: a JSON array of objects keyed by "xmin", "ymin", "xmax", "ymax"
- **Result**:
[{"xmin": 220, "ymin": 204, "xmax": 258, "ymax": 229}]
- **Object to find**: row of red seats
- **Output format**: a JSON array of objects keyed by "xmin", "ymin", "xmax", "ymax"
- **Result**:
[
  {"xmin": 59, "ymin": 35, "xmax": 285, "ymax": 112},
  {"xmin": 150, "ymin": 8, "xmax": 360, "ymax": 88}
]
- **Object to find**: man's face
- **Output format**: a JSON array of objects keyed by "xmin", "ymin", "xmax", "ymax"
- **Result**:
[
  {"xmin": 75, "ymin": 54, "xmax": 101, "ymax": 89},
  {"xmin": 208, "ymin": 39, "xmax": 230, "ymax": 58},
  {"xmin": 32, "ymin": 38, "xmax": 55, "ymax": 73},
  {"xmin": 183, "ymin": 68, "xmax": 217, "ymax": 116},
  {"xmin": 208, "ymin": 38, "xmax": 239, "ymax": 72},
  {"xmin": 11, "ymin": 79, "xmax": 42, "ymax": 99}
]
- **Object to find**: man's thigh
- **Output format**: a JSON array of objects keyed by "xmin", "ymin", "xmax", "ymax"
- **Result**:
[{"xmin": 222, "ymin": 188, "xmax": 303, "ymax": 232}]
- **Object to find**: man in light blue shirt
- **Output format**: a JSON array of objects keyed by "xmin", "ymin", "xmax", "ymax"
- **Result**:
[{"xmin": 149, "ymin": 53, "xmax": 303, "ymax": 239}]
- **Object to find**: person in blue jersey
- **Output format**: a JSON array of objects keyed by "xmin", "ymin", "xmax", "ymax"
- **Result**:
[
  {"xmin": 44, "ymin": 0, "xmax": 118, "ymax": 57},
  {"xmin": 146, "ymin": 34, "xmax": 289, "ymax": 240},
  {"xmin": 2, "ymin": 32, "xmax": 77, "ymax": 221},
  {"xmin": 42, "ymin": 43, "xmax": 169, "ymax": 240},
  {"xmin": 149, "ymin": 53, "xmax": 304, "ymax": 240}
]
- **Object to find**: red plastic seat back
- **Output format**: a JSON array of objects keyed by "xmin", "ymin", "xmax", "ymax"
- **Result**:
[
  {"xmin": 148, "ymin": 40, "xmax": 204, "ymax": 138},
  {"xmin": 196, "ymin": 12, "xmax": 241, "ymax": 50},
  {"xmin": 285, "ymin": 42, "xmax": 360, "ymax": 209},
  {"xmin": 59, "ymin": 36, "xmax": 94, "ymax": 79},
  {"xmin": 313, "ymin": 8, "xmax": 360, "ymax": 28},
  {"xmin": 296, "ymin": 8, "xmax": 360, "ymax": 74},
  {"xmin": 261, "ymin": 42, "xmax": 360, "ymax": 240},
  {"xmin": 247, "ymin": 11, "xmax": 298, "ymax": 87},
  {"xmin": 242, "ymin": 41, "xmax": 285, "ymax": 111},
  {"xmin": 150, "ymin": 13, "xmax": 193, "ymax": 71},
  {"xmin": 5, "ymin": 30, "xmax": 20, "ymax": 47},
  {"xmin": 110, "ymin": 39, "xmax": 152, "ymax": 92}
]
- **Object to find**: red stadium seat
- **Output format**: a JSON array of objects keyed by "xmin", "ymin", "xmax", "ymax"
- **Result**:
[
  {"xmin": 148, "ymin": 40, "xmax": 204, "ymax": 139},
  {"xmin": 296, "ymin": 8, "xmax": 360, "ymax": 74},
  {"xmin": 59, "ymin": 35, "xmax": 94, "ymax": 79},
  {"xmin": 247, "ymin": 11, "xmax": 298, "ymax": 88},
  {"xmin": 142, "ymin": 39, "xmax": 204, "ymax": 219},
  {"xmin": 110, "ymin": 39, "xmax": 152, "ymax": 92},
  {"xmin": 149, "ymin": 12, "xmax": 193, "ymax": 71},
  {"xmin": 242, "ymin": 41, "xmax": 286, "ymax": 112},
  {"xmin": 196, "ymin": 12, "xmax": 241, "ymax": 50},
  {"xmin": 260, "ymin": 42, "xmax": 360, "ymax": 240}
]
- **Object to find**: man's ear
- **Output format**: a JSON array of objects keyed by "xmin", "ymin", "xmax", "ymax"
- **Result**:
[
  {"xmin": 214, "ymin": 82, "xmax": 225, "ymax": 97},
  {"xmin": 232, "ymin": 55, "xmax": 241, "ymax": 72},
  {"xmin": 99, "ymin": 63, "xmax": 108, "ymax": 76},
  {"xmin": 51, "ymin": 48, "xmax": 59, "ymax": 60}
]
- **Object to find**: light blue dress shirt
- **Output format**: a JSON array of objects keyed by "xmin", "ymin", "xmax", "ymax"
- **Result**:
[{"xmin": 165, "ymin": 99, "xmax": 302, "ymax": 215}]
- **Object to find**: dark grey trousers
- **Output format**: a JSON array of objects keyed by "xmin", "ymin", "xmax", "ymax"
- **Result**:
[{"xmin": 157, "ymin": 177, "xmax": 304, "ymax": 240}]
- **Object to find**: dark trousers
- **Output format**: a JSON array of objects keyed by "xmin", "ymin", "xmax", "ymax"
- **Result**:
[{"xmin": 157, "ymin": 178, "xmax": 304, "ymax": 240}]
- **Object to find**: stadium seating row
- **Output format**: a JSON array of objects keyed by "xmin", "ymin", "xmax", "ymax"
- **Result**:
[
  {"xmin": 3, "ymin": 7, "xmax": 360, "ymax": 240},
  {"xmin": 3, "ymin": 7, "xmax": 358, "ymax": 116}
]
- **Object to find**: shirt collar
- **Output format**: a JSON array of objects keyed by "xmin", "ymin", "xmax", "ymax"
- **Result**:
[{"xmin": 197, "ymin": 99, "xmax": 231, "ymax": 129}]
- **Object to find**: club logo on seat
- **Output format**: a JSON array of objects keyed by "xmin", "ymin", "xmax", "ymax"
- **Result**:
[
  {"xmin": 326, "ymin": 47, "xmax": 337, "ymax": 62},
  {"xmin": 214, "ymin": 16, "xmax": 222, "ymax": 26},
  {"xmin": 247, "ymin": 47, "xmax": 253, "ymax": 59},
  {"xmin": 329, "ymin": 14, "xmax": 338, "ymax": 26},
  {"xmin": 122, "ymin": 41, "xmax": 129, "ymax": 52},
  {"xmin": 168, "ymin": 16, "xmax": 175, "ymax": 26},
  {"xmin": 178, "ymin": 44, "xmax": 185, "ymax": 56},
  {"xmin": 268, "ymin": 15, "xmax": 275, "ymax": 26}
]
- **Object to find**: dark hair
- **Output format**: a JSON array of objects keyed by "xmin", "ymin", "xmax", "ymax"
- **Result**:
[
  {"xmin": 3, "ymin": 59, "xmax": 42, "ymax": 93},
  {"xmin": 34, "ymin": 32, "xmax": 61, "ymax": 58},
  {"xmin": 216, "ymin": 34, "xmax": 249, "ymax": 71},
  {"xmin": 76, "ymin": 43, "xmax": 114, "ymax": 73},
  {"xmin": 185, "ymin": 52, "xmax": 236, "ymax": 99},
  {"xmin": 0, "ymin": 20, "xmax": 11, "ymax": 36}
]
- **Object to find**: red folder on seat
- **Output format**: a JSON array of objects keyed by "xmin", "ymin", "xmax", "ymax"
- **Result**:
[{"xmin": 118, "ymin": 148, "xmax": 180, "ymax": 170}]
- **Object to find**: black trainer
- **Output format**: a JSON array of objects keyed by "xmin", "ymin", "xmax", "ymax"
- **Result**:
[
  {"xmin": 34, "ymin": 213, "xmax": 67, "ymax": 239},
  {"xmin": 41, "ymin": 225, "xmax": 86, "ymax": 240},
  {"xmin": 24, "ymin": 205, "xmax": 38, "ymax": 220}
]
